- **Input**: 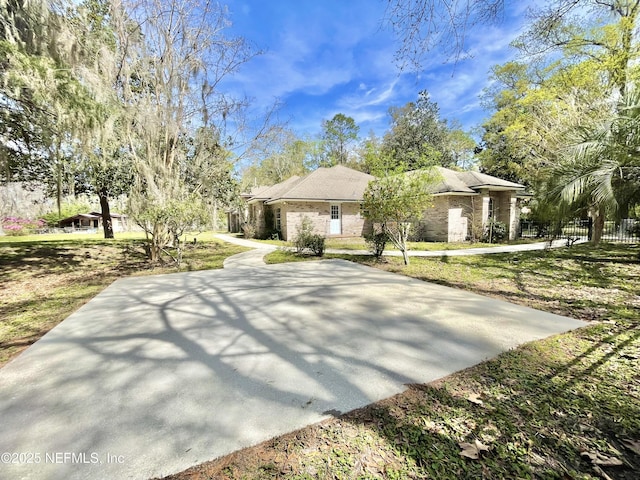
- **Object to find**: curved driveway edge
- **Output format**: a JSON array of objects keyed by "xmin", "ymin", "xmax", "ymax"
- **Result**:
[
  {"xmin": 215, "ymin": 233, "xmax": 586, "ymax": 260},
  {"xmin": 222, "ymin": 249, "xmax": 273, "ymax": 269},
  {"xmin": 217, "ymin": 234, "xmax": 276, "ymax": 268},
  {"xmin": 0, "ymin": 259, "xmax": 584, "ymax": 480}
]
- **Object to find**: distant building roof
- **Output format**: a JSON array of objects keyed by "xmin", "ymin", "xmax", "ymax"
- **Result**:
[
  {"xmin": 89, "ymin": 211, "xmax": 127, "ymax": 218},
  {"xmin": 59, "ymin": 212, "xmax": 127, "ymax": 224}
]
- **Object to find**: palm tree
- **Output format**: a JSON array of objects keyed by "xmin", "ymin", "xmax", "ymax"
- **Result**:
[{"xmin": 553, "ymin": 87, "xmax": 640, "ymax": 244}]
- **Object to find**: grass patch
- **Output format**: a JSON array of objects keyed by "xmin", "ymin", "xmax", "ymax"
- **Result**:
[
  {"xmin": 263, "ymin": 249, "xmax": 316, "ymax": 264},
  {"xmin": 263, "ymin": 249, "xmax": 370, "ymax": 264},
  {"xmin": 163, "ymin": 243, "xmax": 640, "ymax": 480},
  {"xmin": 245, "ymin": 235, "xmax": 540, "ymax": 252},
  {"xmin": 0, "ymin": 234, "xmax": 248, "ymax": 366},
  {"xmin": 239, "ymin": 236, "xmax": 366, "ymax": 250},
  {"xmin": 406, "ymin": 240, "xmax": 492, "ymax": 250},
  {"xmin": 369, "ymin": 243, "xmax": 640, "ymax": 322}
]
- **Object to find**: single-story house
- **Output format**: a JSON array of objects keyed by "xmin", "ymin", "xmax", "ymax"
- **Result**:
[
  {"xmin": 421, "ymin": 167, "xmax": 527, "ymax": 242},
  {"xmin": 58, "ymin": 212, "xmax": 130, "ymax": 232},
  {"xmin": 242, "ymin": 165, "xmax": 375, "ymax": 241},
  {"xmin": 233, "ymin": 165, "xmax": 526, "ymax": 242},
  {"xmin": 226, "ymin": 185, "xmax": 270, "ymax": 234}
]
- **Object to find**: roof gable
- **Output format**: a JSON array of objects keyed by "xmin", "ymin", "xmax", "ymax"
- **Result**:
[
  {"xmin": 60, "ymin": 212, "xmax": 127, "ymax": 223},
  {"xmin": 455, "ymin": 170, "xmax": 525, "ymax": 190},
  {"xmin": 428, "ymin": 167, "xmax": 476, "ymax": 194},
  {"xmin": 246, "ymin": 166, "xmax": 523, "ymax": 203},
  {"xmin": 274, "ymin": 165, "xmax": 374, "ymax": 202},
  {"xmin": 249, "ymin": 165, "xmax": 375, "ymax": 203},
  {"xmin": 241, "ymin": 185, "xmax": 270, "ymax": 199},
  {"xmin": 426, "ymin": 167, "xmax": 525, "ymax": 194},
  {"xmin": 248, "ymin": 175, "xmax": 303, "ymax": 202},
  {"xmin": 89, "ymin": 211, "xmax": 126, "ymax": 218}
]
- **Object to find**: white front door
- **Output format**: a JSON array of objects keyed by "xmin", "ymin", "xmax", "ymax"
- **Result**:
[{"xmin": 330, "ymin": 204, "xmax": 341, "ymax": 235}]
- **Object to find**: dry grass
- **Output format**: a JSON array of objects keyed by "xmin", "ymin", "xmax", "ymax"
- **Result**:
[{"xmin": 0, "ymin": 236, "xmax": 247, "ymax": 366}]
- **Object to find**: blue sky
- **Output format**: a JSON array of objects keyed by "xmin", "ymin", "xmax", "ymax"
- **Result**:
[{"xmin": 223, "ymin": 0, "xmax": 535, "ymax": 140}]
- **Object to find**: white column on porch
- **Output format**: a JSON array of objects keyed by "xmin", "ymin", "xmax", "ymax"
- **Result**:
[
  {"xmin": 481, "ymin": 196, "xmax": 491, "ymax": 228},
  {"xmin": 508, "ymin": 195, "xmax": 518, "ymax": 240}
]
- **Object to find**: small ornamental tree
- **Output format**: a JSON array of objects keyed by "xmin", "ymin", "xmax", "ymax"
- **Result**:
[
  {"xmin": 130, "ymin": 192, "xmax": 209, "ymax": 263},
  {"xmin": 363, "ymin": 169, "xmax": 439, "ymax": 265}
]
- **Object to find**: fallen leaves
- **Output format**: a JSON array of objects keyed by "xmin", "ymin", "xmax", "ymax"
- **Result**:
[
  {"xmin": 459, "ymin": 439, "xmax": 489, "ymax": 460},
  {"xmin": 580, "ymin": 450, "xmax": 625, "ymax": 480},
  {"xmin": 621, "ymin": 438, "xmax": 640, "ymax": 456},
  {"xmin": 580, "ymin": 450, "xmax": 623, "ymax": 466}
]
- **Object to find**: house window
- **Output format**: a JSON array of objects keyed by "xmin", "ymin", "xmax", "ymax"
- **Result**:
[
  {"xmin": 488, "ymin": 198, "xmax": 494, "ymax": 219},
  {"xmin": 275, "ymin": 208, "xmax": 281, "ymax": 230},
  {"xmin": 331, "ymin": 205, "xmax": 339, "ymax": 220}
]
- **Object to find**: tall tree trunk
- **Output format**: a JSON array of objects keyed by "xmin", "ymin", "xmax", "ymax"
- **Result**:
[
  {"xmin": 1, "ymin": 146, "xmax": 10, "ymax": 183},
  {"xmin": 51, "ymin": 137, "xmax": 64, "ymax": 218},
  {"xmin": 99, "ymin": 186, "xmax": 114, "ymax": 239},
  {"xmin": 401, "ymin": 247, "xmax": 409, "ymax": 265},
  {"xmin": 614, "ymin": 4, "xmax": 639, "ymax": 97},
  {"xmin": 151, "ymin": 223, "xmax": 161, "ymax": 262},
  {"xmin": 212, "ymin": 200, "xmax": 218, "ymax": 232},
  {"xmin": 56, "ymin": 167, "xmax": 62, "ymax": 218},
  {"xmin": 591, "ymin": 206, "xmax": 605, "ymax": 245},
  {"xmin": 400, "ymin": 223, "xmax": 411, "ymax": 265}
]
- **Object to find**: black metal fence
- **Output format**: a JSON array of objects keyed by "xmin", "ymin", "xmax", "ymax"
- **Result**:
[{"xmin": 519, "ymin": 218, "xmax": 640, "ymax": 243}]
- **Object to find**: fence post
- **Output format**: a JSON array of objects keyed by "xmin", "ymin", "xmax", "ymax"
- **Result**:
[{"xmin": 587, "ymin": 217, "xmax": 593, "ymax": 241}]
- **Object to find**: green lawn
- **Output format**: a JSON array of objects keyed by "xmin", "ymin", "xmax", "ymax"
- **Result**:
[
  {"xmin": 0, "ymin": 233, "xmax": 248, "ymax": 366},
  {"xmin": 237, "ymin": 232, "xmax": 534, "ymax": 251},
  {"xmin": 0, "ymin": 230, "xmax": 224, "ymax": 244},
  {"xmin": 166, "ymin": 243, "xmax": 640, "ymax": 480}
]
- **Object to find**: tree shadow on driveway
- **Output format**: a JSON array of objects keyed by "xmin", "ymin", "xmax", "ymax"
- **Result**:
[{"xmin": 0, "ymin": 260, "xmax": 584, "ymax": 480}]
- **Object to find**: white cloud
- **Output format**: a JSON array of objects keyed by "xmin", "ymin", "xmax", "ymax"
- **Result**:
[
  {"xmin": 363, "ymin": 80, "xmax": 399, "ymax": 106},
  {"xmin": 223, "ymin": 0, "xmax": 537, "ymax": 139},
  {"xmin": 225, "ymin": 0, "xmax": 403, "ymax": 104},
  {"xmin": 226, "ymin": 9, "xmax": 377, "ymax": 104},
  {"xmin": 338, "ymin": 78, "xmax": 399, "ymax": 109}
]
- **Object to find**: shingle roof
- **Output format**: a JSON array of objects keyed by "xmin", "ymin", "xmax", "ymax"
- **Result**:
[
  {"xmin": 246, "ymin": 165, "xmax": 524, "ymax": 204},
  {"xmin": 60, "ymin": 212, "xmax": 127, "ymax": 223},
  {"xmin": 428, "ymin": 167, "xmax": 525, "ymax": 194},
  {"xmin": 248, "ymin": 165, "xmax": 375, "ymax": 203},
  {"xmin": 428, "ymin": 167, "xmax": 477, "ymax": 194},
  {"xmin": 248, "ymin": 175, "xmax": 303, "ymax": 202},
  {"xmin": 455, "ymin": 170, "xmax": 525, "ymax": 190},
  {"xmin": 241, "ymin": 185, "xmax": 270, "ymax": 199},
  {"xmin": 89, "ymin": 211, "xmax": 126, "ymax": 218}
]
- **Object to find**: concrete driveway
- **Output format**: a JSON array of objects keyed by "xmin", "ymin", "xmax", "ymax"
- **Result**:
[{"xmin": 0, "ymin": 260, "xmax": 584, "ymax": 480}]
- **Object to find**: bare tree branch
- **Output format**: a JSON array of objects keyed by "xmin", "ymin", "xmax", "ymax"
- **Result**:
[{"xmin": 383, "ymin": 0, "xmax": 505, "ymax": 70}]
